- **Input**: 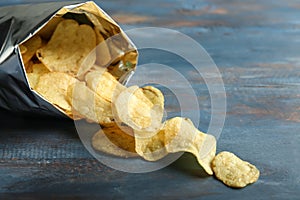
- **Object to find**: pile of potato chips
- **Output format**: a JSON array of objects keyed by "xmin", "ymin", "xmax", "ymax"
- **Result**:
[{"xmin": 19, "ymin": 15, "xmax": 259, "ymax": 188}]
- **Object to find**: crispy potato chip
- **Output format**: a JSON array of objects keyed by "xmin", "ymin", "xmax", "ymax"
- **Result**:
[
  {"xmin": 20, "ymin": 35, "xmax": 42, "ymax": 64},
  {"xmin": 92, "ymin": 123, "xmax": 137, "ymax": 158},
  {"xmin": 35, "ymin": 72, "xmax": 77, "ymax": 111},
  {"xmin": 26, "ymin": 73, "xmax": 40, "ymax": 89},
  {"xmin": 26, "ymin": 63, "xmax": 49, "ymax": 89},
  {"xmin": 135, "ymin": 117, "xmax": 216, "ymax": 175},
  {"xmin": 67, "ymin": 81, "xmax": 113, "ymax": 124},
  {"xmin": 113, "ymin": 85, "xmax": 164, "ymax": 132},
  {"xmin": 212, "ymin": 151, "xmax": 260, "ymax": 188},
  {"xmin": 94, "ymin": 27, "xmax": 111, "ymax": 67},
  {"xmin": 85, "ymin": 70, "xmax": 126, "ymax": 102},
  {"xmin": 36, "ymin": 19, "xmax": 96, "ymax": 76}
]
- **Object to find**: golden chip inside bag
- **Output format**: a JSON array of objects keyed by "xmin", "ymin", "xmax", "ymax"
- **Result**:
[
  {"xmin": 27, "ymin": 63, "xmax": 49, "ymax": 89},
  {"xmin": 36, "ymin": 19, "xmax": 96, "ymax": 76},
  {"xmin": 26, "ymin": 63, "xmax": 50, "ymax": 89},
  {"xmin": 134, "ymin": 117, "xmax": 216, "ymax": 175},
  {"xmin": 26, "ymin": 73, "xmax": 40, "ymax": 89},
  {"xmin": 20, "ymin": 35, "xmax": 42, "ymax": 64},
  {"xmin": 212, "ymin": 151, "xmax": 260, "ymax": 188},
  {"xmin": 67, "ymin": 81, "xmax": 113, "ymax": 124},
  {"xmin": 26, "ymin": 63, "xmax": 50, "ymax": 88},
  {"xmin": 113, "ymin": 85, "xmax": 164, "ymax": 132},
  {"xmin": 35, "ymin": 72, "xmax": 77, "ymax": 112}
]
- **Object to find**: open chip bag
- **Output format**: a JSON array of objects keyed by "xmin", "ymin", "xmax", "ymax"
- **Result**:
[{"xmin": 0, "ymin": 1, "xmax": 138, "ymax": 117}]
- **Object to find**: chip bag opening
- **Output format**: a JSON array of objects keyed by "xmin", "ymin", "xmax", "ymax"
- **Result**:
[{"xmin": 17, "ymin": 1, "xmax": 138, "ymax": 119}]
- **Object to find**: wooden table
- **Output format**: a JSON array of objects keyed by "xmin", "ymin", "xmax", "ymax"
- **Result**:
[{"xmin": 1, "ymin": 0, "xmax": 300, "ymax": 199}]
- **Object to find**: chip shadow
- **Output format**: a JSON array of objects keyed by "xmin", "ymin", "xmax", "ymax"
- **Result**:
[{"xmin": 169, "ymin": 152, "xmax": 211, "ymax": 178}]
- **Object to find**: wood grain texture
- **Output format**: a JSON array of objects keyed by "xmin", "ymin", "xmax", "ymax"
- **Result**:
[{"xmin": 1, "ymin": 0, "xmax": 300, "ymax": 199}]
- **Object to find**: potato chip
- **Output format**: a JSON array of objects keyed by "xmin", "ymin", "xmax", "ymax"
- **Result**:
[
  {"xmin": 36, "ymin": 19, "xmax": 96, "ymax": 76},
  {"xmin": 26, "ymin": 73, "xmax": 40, "ymax": 89},
  {"xmin": 20, "ymin": 35, "xmax": 42, "ymax": 64},
  {"xmin": 35, "ymin": 72, "xmax": 77, "ymax": 111},
  {"xmin": 67, "ymin": 81, "xmax": 113, "ymax": 124},
  {"xmin": 135, "ymin": 117, "xmax": 216, "ymax": 175},
  {"xmin": 212, "ymin": 151, "xmax": 260, "ymax": 188},
  {"xmin": 113, "ymin": 85, "xmax": 164, "ymax": 132},
  {"xmin": 26, "ymin": 63, "xmax": 49, "ymax": 89},
  {"xmin": 94, "ymin": 27, "xmax": 111, "ymax": 67},
  {"xmin": 85, "ymin": 70, "xmax": 126, "ymax": 102},
  {"xmin": 92, "ymin": 123, "xmax": 137, "ymax": 158}
]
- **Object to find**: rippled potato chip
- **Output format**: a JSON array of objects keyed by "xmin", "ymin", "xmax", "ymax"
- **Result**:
[
  {"xmin": 36, "ymin": 19, "xmax": 96, "ymax": 76},
  {"xmin": 85, "ymin": 70, "xmax": 126, "ymax": 102},
  {"xmin": 26, "ymin": 63, "xmax": 50, "ymax": 89},
  {"xmin": 113, "ymin": 85, "xmax": 164, "ymax": 132},
  {"xmin": 20, "ymin": 35, "xmax": 42, "ymax": 64},
  {"xmin": 35, "ymin": 72, "xmax": 77, "ymax": 111},
  {"xmin": 92, "ymin": 123, "xmax": 137, "ymax": 158},
  {"xmin": 26, "ymin": 73, "xmax": 40, "ymax": 89},
  {"xmin": 212, "ymin": 151, "xmax": 260, "ymax": 188},
  {"xmin": 67, "ymin": 81, "xmax": 113, "ymax": 124},
  {"xmin": 135, "ymin": 117, "xmax": 216, "ymax": 175}
]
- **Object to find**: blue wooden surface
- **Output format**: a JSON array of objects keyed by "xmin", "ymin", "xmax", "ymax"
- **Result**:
[{"xmin": 1, "ymin": 0, "xmax": 300, "ymax": 199}]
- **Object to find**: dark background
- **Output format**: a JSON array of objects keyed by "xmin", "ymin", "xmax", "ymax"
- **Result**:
[{"xmin": 1, "ymin": 0, "xmax": 300, "ymax": 199}]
